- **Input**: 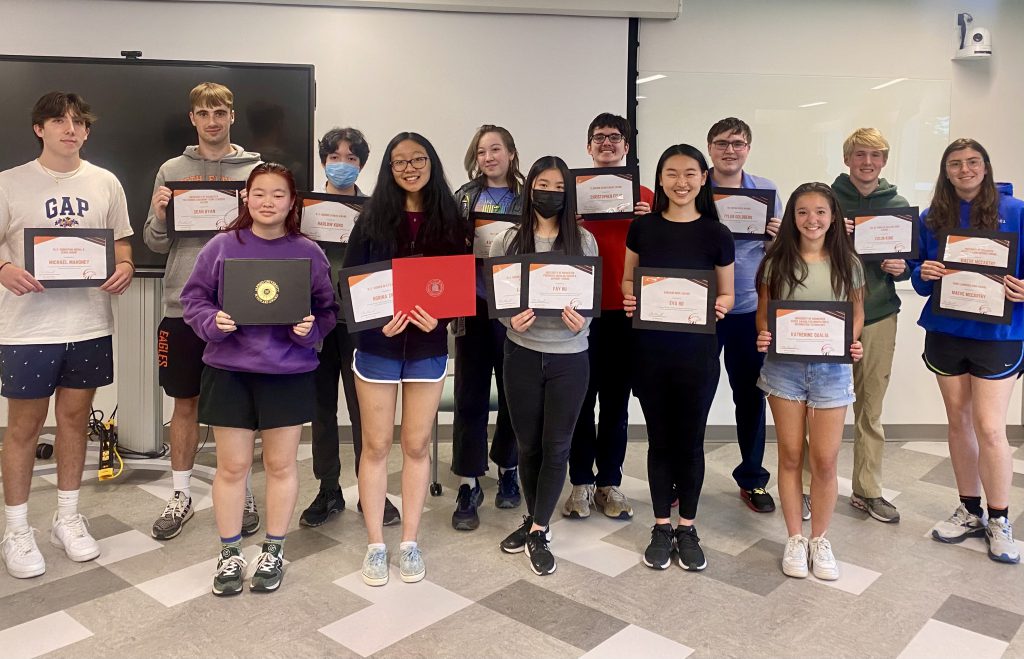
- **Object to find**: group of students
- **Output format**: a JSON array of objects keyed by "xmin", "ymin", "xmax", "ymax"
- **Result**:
[{"xmin": 0, "ymin": 83, "xmax": 1020, "ymax": 598}]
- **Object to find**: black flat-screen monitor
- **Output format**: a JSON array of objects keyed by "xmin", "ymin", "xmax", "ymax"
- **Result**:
[{"xmin": 0, "ymin": 55, "xmax": 315, "ymax": 272}]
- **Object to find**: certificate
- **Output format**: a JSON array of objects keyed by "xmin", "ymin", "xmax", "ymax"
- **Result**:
[
  {"xmin": 392, "ymin": 254, "xmax": 476, "ymax": 319},
  {"xmin": 632, "ymin": 267, "xmax": 716, "ymax": 334},
  {"xmin": 932, "ymin": 269, "xmax": 1012, "ymax": 324},
  {"xmin": 768, "ymin": 300, "xmax": 854, "ymax": 363},
  {"xmin": 23, "ymin": 228, "xmax": 115, "ymax": 288},
  {"xmin": 484, "ymin": 255, "xmax": 525, "ymax": 318},
  {"xmin": 573, "ymin": 167, "xmax": 640, "ymax": 220},
  {"xmin": 522, "ymin": 254, "xmax": 602, "ymax": 317},
  {"xmin": 299, "ymin": 192, "xmax": 363, "ymax": 243},
  {"xmin": 939, "ymin": 229, "xmax": 1017, "ymax": 274},
  {"xmin": 712, "ymin": 188, "xmax": 776, "ymax": 240},
  {"xmin": 222, "ymin": 258, "xmax": 311, "ymax": 326},
  {"xmin": 166, "ymin": 181, "xmax": 244, "ymax": 235},
  {"xmin": 472, "ymin": 213, "xmax": 518, "ymax": 259},
  {"xmin": 338, "ymin": 261, "xmax": 394, "ymax": 331},
  {"xmin": 851, "ymin": 207, "xmax": 920, "ymax": 260}
]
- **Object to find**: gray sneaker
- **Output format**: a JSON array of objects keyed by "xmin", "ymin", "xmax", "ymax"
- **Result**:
[
  {"xmin": 985, "ymin": 517, "xmax": 1020, "ymax": 564},
  {"xmin": 594, "ymin": 486, "xmax": 634, "ymax": 520},
  {"xmin": 801, "ymin": 494, "xmax": 811, "ymax": 521},
  {"xmin": 152, "ymin": 491, "xmax": 194, "ymax": 540},
  {"xmin": 850, "ymin": 493, "xmax": 900, "ymax": 523},
  {"xmin": 362, "ymin": 545, "xmax": 389, "ymax": 586},
  {"xmin": 400, "ymin": 543, "xmax": 426, "ymax": 583},
  {"xmin": 932, "ymin": 504, "xmax": 987, "ymax": 543},
  {"xmin": 241, "ymin": 491, "xmax": 260, "ymax": 536},
  {"xmin": 562, "ymin": 484, "xmax": 595, "ymax": 519}
]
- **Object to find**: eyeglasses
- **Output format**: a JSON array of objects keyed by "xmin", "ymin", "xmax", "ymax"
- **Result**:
[
  {"xmin": 590, "ymin": 133, "xmax": 625, "ymax": 145},
  {"xmin": 391, "ymin": 156, "xmax": 429, "ymax": 172},
  {"xmin": 710, "ymin": 140, "xmax": 750, "ymax": 151},
  {"xmin": 945, "ymin": 157, "xmax": 985, "ymax": 171}
]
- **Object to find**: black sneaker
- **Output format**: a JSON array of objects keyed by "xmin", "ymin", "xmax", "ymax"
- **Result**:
[
  {"xmin": 740, "ymin": 487, "xmax": 776, "ymax": 513},
  {"xmin": 675, "ymin": 525, "xmax": 707, "ymax": 571},
  {"xmin": 299, "ymin": 486, "xmax": 345, "ymax": 527},
  {"xmin": 356, "ymin": 497, "xmax": 403, "ymax": 526},
  {"xmin": 212, "ymin": 546, "xmax": 247, "ymax": 597},
  {"xmin": 452, "ymin": 483, "xmax": 483, "ymax": 531},
  {"xmin": 500, "ymin": 515, "xmax": 551, "ymax": 554},
  {"xmin": 643, "ymin": 523, "xmax": 674, "ymax": 570},
  {"xmin": 495, "ymin": 469, "xmax": 522, "ymax": 509},
  {"xmin": 525, "ymin": 530, "xmax": 556, "ymax": 575},
  {"xmin": 250, "ymin": 542, "xmax": 284, "ymax": 593}
]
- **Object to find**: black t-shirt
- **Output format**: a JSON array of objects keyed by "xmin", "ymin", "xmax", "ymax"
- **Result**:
[{"xmin": 625, "ymin": 213, "xmax": 735, "ymax": 270}]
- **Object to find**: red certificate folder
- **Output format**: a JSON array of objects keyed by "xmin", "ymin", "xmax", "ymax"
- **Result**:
[{"xmin": 392, "ymin": 254, "xmax": 476, "ymax": 319}]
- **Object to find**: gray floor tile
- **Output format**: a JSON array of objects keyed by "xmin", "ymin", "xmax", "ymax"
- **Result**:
[
  {"xmin": 0, "ymin": 566, "xmax": 131, "ymax": 629},
  {"xmin": 703, "ymin": 538, "xmax": 788, "ymax": 597},
  {"xmin": 932, "ymin": 593, "xmax": 1024, "ymax": 642}
]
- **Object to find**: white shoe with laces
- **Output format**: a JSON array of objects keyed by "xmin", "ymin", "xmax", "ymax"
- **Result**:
[
  {"xmin": 809, "ymin": 536, "xmax": 839, "ymax": 581},
  {"xmin": 2, "ymin": 527, "xmax": 46, "ymax": 578},
  {"xmin": 782, "ymin": 534, "xmax": 809, "ymax": 578},
  {"xmin": 50, "ymin": 511, "xmax": 101, "ymax": 562}
]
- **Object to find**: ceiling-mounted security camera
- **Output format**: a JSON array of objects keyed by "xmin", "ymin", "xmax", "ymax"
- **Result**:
[{"xmin": 954, "ymin": 12, "xmax": 992, "ymax": 59}]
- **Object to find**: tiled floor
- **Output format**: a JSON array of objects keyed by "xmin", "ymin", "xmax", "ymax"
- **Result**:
[{"xmin": 1, "ymin": 437, "xmax": 1023, "ymax": 658}]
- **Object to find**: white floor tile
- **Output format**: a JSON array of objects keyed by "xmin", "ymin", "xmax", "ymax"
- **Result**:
[
  {"xmin": 581, "ymin": 624, "xmax": 694, "ymax": 659},
  {"xmin": 95, "ymin": 529, "xmax": 163, "ymax": 566},
  {"xmin": 617, "ymin": 475, "xmax": 653, "ymax": 506},
  {"xmin": 138, "ymin": 476, "xmax": 214, "ymax": 511},
  {"xmin": 808, "ymin": 559, "xmax": 881, "ymax": 595},
  {"xmin": 319, "ymin": 568, "xmax": 472, "ymax": 657},
  {"xmin": 901, "ymin": 441, "xmax": 951, "ymax": 458},
  {"xmin": 897, "ymin": 619, "xmax": 1008, "ymax": 659},
  {"xmin": 549, "ymin": 515, "xmax": 640, "ymax": 577},
  {"xmin": 135, "ymin": 544, "xmax": 263, "ymax": 607},
  {"xmin": 0, "ymin": 611, "xmax": 92, "ymax": 659},
  {"xmin": 340, "ymin": 485, "xmax": 427, "ymax": 514},
  {"xmin": 295, "ymin": 444, "xmax": 313, "ymax": 462}
]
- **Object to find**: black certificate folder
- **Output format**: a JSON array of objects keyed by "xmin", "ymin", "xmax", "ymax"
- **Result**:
[{"xmin": 223, "ymin": 259, "xmax": 311, "ymax": 326}]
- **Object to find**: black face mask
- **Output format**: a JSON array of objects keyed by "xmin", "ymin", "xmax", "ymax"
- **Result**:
[{"xmin": 532, "ymin": 189, "xmax": 565, "ymax": 219}]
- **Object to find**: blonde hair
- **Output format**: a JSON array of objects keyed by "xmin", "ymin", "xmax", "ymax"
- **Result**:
[
  {"xmin": 843, "ymin": 128, "xmax": 889, "ymax": 161},
  {"xmin": 189, "ymin": 82, "xmax": 233, "ymax": 110}
]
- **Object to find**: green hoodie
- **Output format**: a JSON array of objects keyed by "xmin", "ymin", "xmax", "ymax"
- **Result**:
[{"xmin": 831, "ymin": 173, "xmax": 910, "ymax": 325}]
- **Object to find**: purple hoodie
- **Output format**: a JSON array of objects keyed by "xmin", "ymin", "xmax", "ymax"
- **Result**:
[{"xmin": 181, "ymin": 228, "xmax": 338, "ymax": 374}]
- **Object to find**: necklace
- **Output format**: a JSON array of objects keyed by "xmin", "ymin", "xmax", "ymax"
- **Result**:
[
  {"xmin": 38, "ymin": 159, "xmax": 83, "ymax": 184},
  {"xmin": 482, "ymin": 186, "xmax": 513, "ymax": 211}
]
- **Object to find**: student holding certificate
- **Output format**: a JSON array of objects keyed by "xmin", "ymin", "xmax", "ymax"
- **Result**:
[
  {"xmin": 143, "ymin": 83, "xmax": 263, "ymax": 541},
  {"xmin": 911, "ymin": 139, "xmax": 1024, "ymax": 565},
  {"xmin": 490, "ymin": 156, "xmax": 597, "ymax": 576},
  {"xmin": 622, "ymin": 145, "xmax": 735, "ymax": 572},
  {"xmin": 755, "ymin": 183, "xmax": 864, "ymax": 581},
  {"xmin": 342, "ymin": 133, "xmax": 470, "ymax": 587},
  {"xmin": 0, "ymin": 92, "xmax": 133, "ymax": 580},
  {"xmin": 181, "ymin": 163, "xmax": 337, "ymax": 595},
  {"xmin": 450, "ymin": 125, "xmax": 524, "ymax": 531}
]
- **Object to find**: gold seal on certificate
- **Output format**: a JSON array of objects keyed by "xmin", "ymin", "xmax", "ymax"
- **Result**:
[
  {"xmin": 768, "ymin": 301, "xmax": 854, "ymax": 363},
  {"xmin": 472, "ymin": 213, "xmax": 518, "ymax": 258},
  {"xmin": 573, "ymin": 167, "xmax": 640, "ymax": 220},
  {"xmin": 223, "ymin": 258, "xmax": 311, "ymax": 325},
  {"xmin": 23, "ymin": 228, "xmax": 115, "ymax": 288},
  {"xmin": 166, "ymin": 181, "xmax": 245, "ymax": 235},
  {"xmin": 632, "ymin": 267, "xmax": 716, "ymax": 333},
  {"xmin": 712, "ymin": 188, "xmax": 776, "ymax": 240},
  {"xmin": 338, "ymin": 261, "xmax": 395, "ymax": 330},
  {"xmin": 298, "ymin": 192, "xmax": 363, "ymax": 243},
  {"xmin": 523, "ymin": 254, "xmax": 602, "ymax": 316},
  {"xmin": 484, "ymin": 255, "xmax": 524, "ymax": 318},
  {"xmin": 851, "ymin": 207, "xmax": 919, "ymax": 260}
]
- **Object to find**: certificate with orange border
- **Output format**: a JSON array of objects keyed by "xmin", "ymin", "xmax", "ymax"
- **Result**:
[
  {"xmin": 472, "ymin": 213, "xmax": 518, "ymax": 258},
  {"xmin": 712, "ymin": 187, "xmax": 775, "ymax": 240},
  {"xmin": 632, "ymin": 267, "xmax": 716, "ymax": 333},
  {"xmin": 939, "ymin": 229, "xmax": 1017, "ymax": 274},
  {"xmin": 338, "ymin": 261, "xmax": 394, "ymax": 331},
  {"xmin": 24, "ymin": 228, "xmax": 114, "ymax": 288},
  {"xmin": 573, "ymin": 167, "xmax": 639, "ymax": 220},
  {"xmin": 166, "ymin": 181, "xmax": 244, "ymax": 235},
  {"xmin": 522, "ymin": 254, "xmax": 602, "ymax": 317},
  {"xmin": 484, "ymin": 255, "xmax": 525, "ymax": 318},
  {"xmin": 768, "ymin": 300, "xmax": 853, "ymax": 363},
  {"xmin": 851, "ymin": 207, "xmax": 919, "ymax": 260},
  {"xmin": 298, "ymin": 192, "xmax": 363, "ymax": 243}
]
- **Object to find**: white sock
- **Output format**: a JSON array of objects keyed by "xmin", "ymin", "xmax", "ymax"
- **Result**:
[
  {"xmin": 400, "ymin": 540, "xmax": 417, "ymax": 550},
  {"xmin": 245, "ymin": 468, "xmax": 253, "ymax": 497},
  {"xmin": 171, "ymin": 470, "xmax": 192, "ymax": 500},
  {"xmin": 5, "ymin": 503, "xmax": 29, "ymax": 533},
  {"xmin": 368, "ymin": 542, "xmax": 386, "ymax": 551},
  {"xmin": 57, "ymin": 489, "xmax": 79, "ymax": 519},
  {"xmin": 461, "ymin": 477, "xmax": 476, "ymax": 488}
]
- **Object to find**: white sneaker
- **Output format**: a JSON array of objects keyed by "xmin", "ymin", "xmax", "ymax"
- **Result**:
[
  {"xmin": 1, "ymin": 527, "xmax": 46, "ymax": 578},
  {"xmin": 782, "ymin": 534, "xmax": 809, "ymax": 578},
  {"xmin": 50, "ymin": 512, "xmax": 101, "ymax": 562},
  {"xmin": 986, "ymin": 517, "xmax": 1020, "ymax": 564},
  {"xmin": 809, "ymin": 536, "xmax": 839, "ymax": 581}
]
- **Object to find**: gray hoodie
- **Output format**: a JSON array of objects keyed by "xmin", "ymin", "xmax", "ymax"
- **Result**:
[{"xmin": 143, "ymin": 145, "xmax": 261, "ymax": 317}]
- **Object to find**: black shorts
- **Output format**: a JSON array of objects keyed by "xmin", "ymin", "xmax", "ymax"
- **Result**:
[
  {"xmin": 157, "ymin": 317, "xmax": 206, "ymax": 398},
  {"xmin": 198, "ymin": 366, "xmax": 315, "ymax": 430},
  {"xmin": 923, "ymin": 331, "xmax": 1024, "ymax": 380},
  {"xmin": 0, "ymin": 336, "xmax": 113, "ymax": 399}
]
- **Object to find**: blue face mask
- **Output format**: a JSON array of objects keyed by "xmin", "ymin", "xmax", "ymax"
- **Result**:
[{"xmin": 325, "ymin": 161, "xmax": 360, "ymax": 189}]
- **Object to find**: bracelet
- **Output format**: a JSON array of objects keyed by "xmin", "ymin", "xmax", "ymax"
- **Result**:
[
  {"xmin": 117, "ymin": 260, "xmax": 136, "ymax": 273},
  {"xmin": 0, "ymin": 261, "xmax": 10, "ymax": 275}
]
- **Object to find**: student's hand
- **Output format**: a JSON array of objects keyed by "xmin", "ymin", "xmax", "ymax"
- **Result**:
[
  {"xmin": 623, "ymin": 293, "xmax": 637, "ymax": 317},
  {"xmin": 151, "ymin": 185, "xmax": 172, "ymax": 222},
  {"xmin": 381, "ymin": 312, "xmax": 410, "ymax": 337},
  {"xmin": 756, "ymin": 330, "xmax": 772, "ymax": 353},
  {"xmin": 1005, "ymin": 275, "xmax": 1024, "ymax": 302},
  {"xmin": 633, "ymin": 201, "xmax": 651, "ymax": 216},
  {"xmin": 850, "ymin": 340, "xmax": 864, "ymax": 363},
  {"xmin": 292, "ymin": 314, "xmax": 315, "ymax": 337},
  {"xmin": 239, "ymin": 188, "xmax": 249, "ymax": 204},
  {"xmin": 100, "ymin": 262, "xmax": 134, "ymax": 295},
  {"xmin": 714, "ymin": 301, "xmax": 729, "ymax": 320},
  {"xmin": 919, "ymin": 260, "xmax": 947, "ymax": 282},
  {"xmin": 765, "ymin": 217, "xmax": 782, "ymax": 239},
  {"xmin": 562, "ymin": 306, "xmax": 586, "ymax": 333},
  {"xmin": 408, "ymin": 305, "xmax": 438, "ymax": 332},
  {"xmin": 880, "ymin": 259, "xmax": 907, "ymax": 277},
  {"xmin": 215, "ymin": 310, "xmax": 237, "ymax": 333},
  {"xmin": 510, "ymin": 309, "xmax": 535, "ymax": 333},
  {"xmin": 0, "ymin": 263, "xmax": 45, "ymax": 295},
  {"xmin": 844, "ymin": 218, "xmax": 854, "ymax": 235}
]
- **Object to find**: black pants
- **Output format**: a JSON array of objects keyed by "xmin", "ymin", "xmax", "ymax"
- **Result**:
[
  {"xmin": 503, "ymin": 341, "xmax": 589, "ymax": 528},
  {"xmin": 715, "ymin": 310, "xmax": 770, "ymax": 489},
  {"xmin": 451, "ymin": 297, "xmax": 518, "ymax": 477},
  {"xmin": 634, "ymin": 336, "xmax": 719, "ymax": 520},
  {"xmin": 311, "ymin": 324, "xmax": 362, "ymax": 484},
  {"xmin": 569, "ymin": 310, "xmax": 631, "ymax": 487}
]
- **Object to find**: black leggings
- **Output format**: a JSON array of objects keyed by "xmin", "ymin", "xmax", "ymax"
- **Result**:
[
  {"xmin": 634, "ymin": 336, "xmax": 719, "ymax": 520},
  {"xmin": 502, "ymin": 341, "xmax": 589, "ymax": 528}
]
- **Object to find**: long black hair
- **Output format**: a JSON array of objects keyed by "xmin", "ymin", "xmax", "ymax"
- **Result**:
[
  {"xmin": 358, "ymin": 131, "xmax": 468, "ymax": 256},
  {"xmin": 507, "ymin": 156, "xmax": 584, "ymax": 256},
  {"xmin": 652, "ymin": 144, "xmax": 719, "ymax": 220}
]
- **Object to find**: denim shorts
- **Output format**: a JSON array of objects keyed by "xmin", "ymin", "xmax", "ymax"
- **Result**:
[
  {"xmin": 352, "ymin": 349, "xmax": 447, "ymax": 383},
  {"xmin": 756, "ymin": 358, "xmax": 855, "ymax": 409}
]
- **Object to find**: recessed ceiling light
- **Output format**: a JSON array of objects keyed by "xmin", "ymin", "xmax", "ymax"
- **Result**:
[
  {"xmin": 636, "ymin": 74, "xmax": 666, "ymax": 85},
  {"xmin": 798, "ymin": 101, "xmax": 828, "ymax": 108},
  {"xmin": 871, "ymin": 78, "xmax": 908, "ymax": 90}
]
